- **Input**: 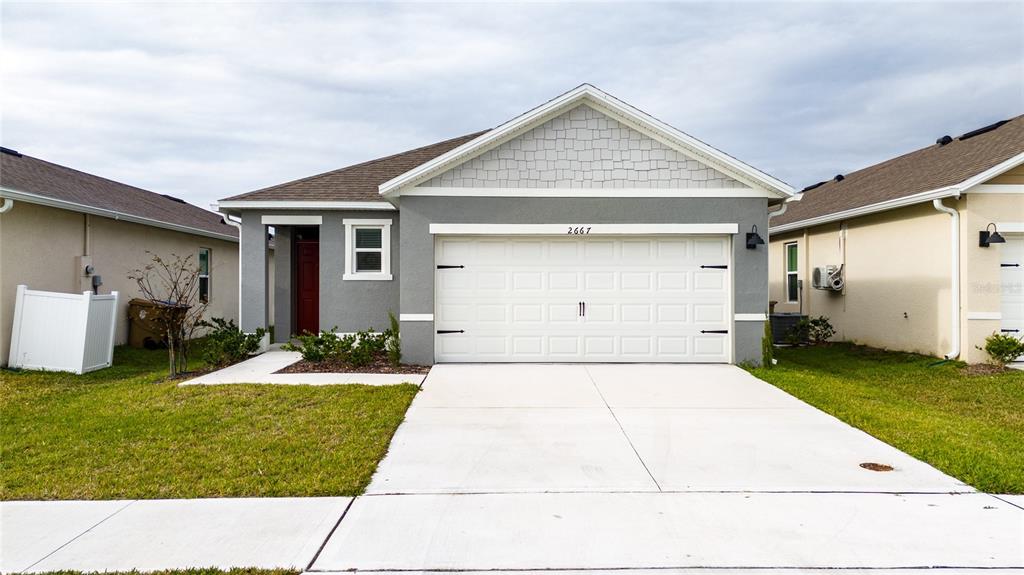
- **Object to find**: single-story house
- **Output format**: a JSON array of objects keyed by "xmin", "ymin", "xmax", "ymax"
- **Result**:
[
  {"xmin": 0, "ymin": 148, "xmax": 251, "ymax": 366},
  {"xmin": 768, "ymin": 114, "xmax": 1023, "ymax": 364},
  {"xmin": 217, "ymin": 85, "xmax": 797, "ymax": 365}
]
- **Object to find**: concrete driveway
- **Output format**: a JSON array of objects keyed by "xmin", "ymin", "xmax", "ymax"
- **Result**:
[{"xmin": 312, "ymin": 364, "xmax": 1023, "ymax": 571}]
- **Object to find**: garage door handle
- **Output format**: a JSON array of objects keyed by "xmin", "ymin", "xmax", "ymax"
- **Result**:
[
  {"xmin": 1002, "ymin": 263, "xmax": 1020, "ymax": 267},
  {"xmin": 700, "ymin": 265, "xmax": 728, "ymax": 269},
  {"xmin": 436, "ymin": 330, "xmax": 464, "ymax": 334},
  {"xmin": 700, "ymin": 329, "xmax": 729, "ymax": 334},
  {"xmin": 437, "ymin": 265, "xmax": 464, "ymax": 269}
]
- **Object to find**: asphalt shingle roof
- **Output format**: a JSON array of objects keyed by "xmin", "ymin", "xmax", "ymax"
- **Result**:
[
  {"xmin": 772, "ymin": 114, "xmax": 1024, "ymax": 228},
  {"xmin": 0, "ymin": 149, "xmax": 237, "ymax": 238},
  {"xmin": 221, "ymin": 131, "xmax": 488, "ymax": 203}
]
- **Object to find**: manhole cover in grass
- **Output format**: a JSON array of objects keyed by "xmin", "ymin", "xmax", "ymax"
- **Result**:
[{"xmin": 860, "ymin": 462, "xmax": 894, "ymax": 472}]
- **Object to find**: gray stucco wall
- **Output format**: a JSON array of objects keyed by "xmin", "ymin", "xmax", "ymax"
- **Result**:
[
  {"xmin": 273, "ymin": 226, "xmax": 292, "ymax": 343},
  {"xmin": 319, "ymin": 211, "xmax": 400, "ymax": 334},
  {"xmin": 399, "ymin": 196, "xmax": 769, "ymax": 365},
  {"xmin": 239, "ymin": 212, "xmax": 268, "ymax": 333},
  {"xmin": 422, "ymin": 104, "xmax": 745, "ymax": 189}
]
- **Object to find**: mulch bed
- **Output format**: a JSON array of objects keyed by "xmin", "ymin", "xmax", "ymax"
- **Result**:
[
  {"xmin": 960, "ymin": 363, "xmax": 1012, "ymax": 376},
  {"xmin": 276, "ymin": 355, "xmax": 431, "ymax": 374}
]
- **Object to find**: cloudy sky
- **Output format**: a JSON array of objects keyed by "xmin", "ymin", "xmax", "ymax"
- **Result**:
[{"xmin": 2, "ymin": 1, "xmax": 1021, "ymax": 209}]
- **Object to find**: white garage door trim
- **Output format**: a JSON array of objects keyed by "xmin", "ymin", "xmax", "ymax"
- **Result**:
[
  {"xmin": 434, "ymin": 233, "xmax": 734, "ymax": 363},
  {"xmin": 429, "ymin": 223, "xmax": 739, "ymax": 235}
]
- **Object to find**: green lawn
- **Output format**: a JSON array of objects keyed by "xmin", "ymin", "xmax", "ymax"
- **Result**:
[
  {"xmin": 1, "ymin": 345, "xmax": 418, "ymax": 500},
  {"xmin": 747, "ymin": 344, "xmax": 1024, "ymax": 494}
]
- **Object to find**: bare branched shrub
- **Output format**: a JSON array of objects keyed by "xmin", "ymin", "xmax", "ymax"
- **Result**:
[{"xmin": 127, "ymin": 252, "xmax": 209, "ymax": 377}]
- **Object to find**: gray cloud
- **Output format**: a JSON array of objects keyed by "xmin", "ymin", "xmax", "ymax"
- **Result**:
[{"xmin": 2, "ymin": 1, "xmax": 1021, "ymax": 209}]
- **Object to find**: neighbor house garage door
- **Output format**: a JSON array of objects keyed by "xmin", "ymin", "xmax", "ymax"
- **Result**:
[
  {"xmin": 434, "ymin": 235, "xmax": 731, "ymax": 362},
  {"xmin": 1002, "ymin": 234, "xmax": 1024, "ymax": 362}
]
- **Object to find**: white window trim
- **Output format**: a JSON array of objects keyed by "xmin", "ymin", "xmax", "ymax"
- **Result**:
[
  {"xmin": 784, "ymin": 241, "xmax": 799, "ymax": 304},
  {"xmin": 343, "ymin": 218, "xmax": 392, "ymax": 281}
]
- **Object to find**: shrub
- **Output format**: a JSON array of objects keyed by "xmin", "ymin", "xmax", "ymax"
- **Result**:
[
  {"xmin": 979, "ymin": 332, "xmax": 1024, "ymax": 366},
  {"xmin": 808, "ymin": 316, "xmax": 836, "ymax": 345},
  {"xmin": 348, "ymin": 329, "xmax": 385, "ymax": 367},
  {"xmin": 198, "ymin": 317, "xmax": 265, "ymax": 368},
  {"xmin": 282, "ymin": 328, "xmax": 343, "ymax": 362},
  {"xmin": 386, "ymin": 312, "xmax": 402, "ymax": 367},
  {"xmin": 761, "ymin": 314, "xmax": 774, "ymax": 368}
]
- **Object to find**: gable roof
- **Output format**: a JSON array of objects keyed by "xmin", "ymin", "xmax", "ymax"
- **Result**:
[
  {"xmin": 219, "ymin": 131, "xmax": 487, "ymax": 205},
  {"xmin": 771, "ymin": 114, "xmax": 1024, "ymax": 232},
  {"xmin": 379, "ymin": 84, "xmax": 795, "ymax": 199},
  {"xmin": 0, "ymin": 148, "xmax": 238, "ymax": 241}
]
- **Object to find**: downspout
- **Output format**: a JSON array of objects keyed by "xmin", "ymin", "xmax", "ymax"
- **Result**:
[
  {"xmin": 0, "ymin": 198, "xmax": 14, "ymax": 213},
  {"xmin": 932, "ymin": 197, "xmax": 961, "ymax": 359}
]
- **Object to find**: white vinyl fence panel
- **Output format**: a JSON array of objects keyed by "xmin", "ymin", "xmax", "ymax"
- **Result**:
[{"xmin": 8, "ymin": 285, "xmax": 119, "ymax": 374}]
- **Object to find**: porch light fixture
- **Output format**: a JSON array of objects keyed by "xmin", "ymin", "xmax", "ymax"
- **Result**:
[
  {"xmin": 746, "ymin": 225, "xmax": 765, "ymax": 249},
  {"xmin": 979, "ymin": 223, "xmax": 1006, "ymax": 247}
]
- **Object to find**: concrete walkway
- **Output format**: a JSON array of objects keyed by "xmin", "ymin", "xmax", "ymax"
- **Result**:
[
  {"xmin": 1, "ymin": 497, "xmax": 349, "ymax": 573},
  {"xmin": 180, "ymin": 350, "xmax": 426, "ymax": 385}
]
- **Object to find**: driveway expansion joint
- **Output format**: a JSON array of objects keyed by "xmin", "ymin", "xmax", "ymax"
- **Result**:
[{"xmin": 20, "ymin": 499, "xmax": 137, "ymax": 573}]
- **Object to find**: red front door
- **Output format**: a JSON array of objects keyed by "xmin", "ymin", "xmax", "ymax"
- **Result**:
[{"xmin": 295, "ymin": 239, "xmax": 319, "ymax": 335}]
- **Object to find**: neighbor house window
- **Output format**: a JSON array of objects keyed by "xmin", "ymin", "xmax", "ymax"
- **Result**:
[
  {"xmin": 198, "ymin": 248, "xmax": 211, "ymax": 302},
  {"xmin": 785, "ymin": 242, "xmax": 799, "ymax": 303},
  {"xmin": 343, "ymin": 219, "xmax": 392, "ymax": 281}
]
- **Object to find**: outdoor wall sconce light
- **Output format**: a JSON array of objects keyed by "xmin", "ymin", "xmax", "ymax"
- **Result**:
[
  {"xmin": 746, "ymin": 225, "xmax": 765, "ymax": 249},
  {"xmin": 979, "ymin": 223, "xmax": 1006, "ymax": 247}
]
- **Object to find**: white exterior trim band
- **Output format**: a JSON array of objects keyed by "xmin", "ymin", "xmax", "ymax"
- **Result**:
[
  {"xmin": 404, "ymin": 187, "xmax": 772, "ymax": 198},
  {"xmin": 734, "ymin": 313, "xmax": 768, "ymax": 321},
  {"xmin": 429, "ymin": 223, "xmax": 739, "ymax": 235},
  {"xmin": 967, "ymin": 311, "xmax": 1002, "ymax": 321},
  {"xmin": 996, "ymin": 222, "xmax": 1024, "ymax": 233},
  {"xmin": 261, "ymin": 215, "xmax": 323, "ymax": 225},
  {"xmin": 400, "ymin": 314, "xmax": 434, "ymax": 322},
  {"xmin": 1, "ymin": 187, "xmax": 238, "ymax": 242},
  {"xmin": 217, "ymin": 200, "xmax": 396, "ymax": 211}
]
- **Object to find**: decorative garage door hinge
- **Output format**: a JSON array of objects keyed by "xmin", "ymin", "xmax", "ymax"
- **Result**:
[
  {"xmin": 700, "ymin": 329, "xmax": 729, "ymax": 334},
  {"xmin": 437, "ymin": 265, "xmax": 464, "ymax": 269},
  {"xmin": 1001, "ymin": 329, "xmax": 1021, "ymax": 333},
  {"xmin": 700, "ymin": 265, "xmax": 728, "ymax": 269},
  {"xmin": 1001, "ymin": 263, "xmax": 1020, "ymax": 267},
  {"xmin": 437, "ymin": 330, "xmax": 465, "ymax": 334}
]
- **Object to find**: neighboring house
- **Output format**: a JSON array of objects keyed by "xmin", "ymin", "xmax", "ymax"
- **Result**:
[
  {"xmin": 0, "ymin": 148, "xmax": 244, "ymax": 366},
  {"xmin": 217, "ymin": 85, "xmax": 796, "ymax": 365},
  {"xmin": 769, "ymin": 115, "xmax": 1024, "ymax": 364}
]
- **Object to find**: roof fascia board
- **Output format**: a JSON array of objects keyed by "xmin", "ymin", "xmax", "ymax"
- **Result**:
[
  {"xmin": 768, "ymin": 186, "xmax": 961, "ymax": 234},
  {"xmin": 379, "ymin": 85, "xmax": 795, "ymax": 198},
  {"xmin": 0, "ymin": 187, "xmax": 239, "ymax": 243},
  {"xmin": 215, "ymin": 200, "xmax": 397, "ymax": 211}
]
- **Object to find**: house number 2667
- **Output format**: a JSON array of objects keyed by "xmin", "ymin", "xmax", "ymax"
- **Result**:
[{"xmin": 567, "ymin": 226, "xmax": 592, "ymax": 235}]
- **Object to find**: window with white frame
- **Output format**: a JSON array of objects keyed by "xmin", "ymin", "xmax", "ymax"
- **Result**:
[
  {"xmin": 198, "ymin": 247, "xmax": 211, "ymax": 302},
  {"xmin": 343, "ymin": 219, "xmax": 392, "ymax": 281},
  {"xmin": 784, "ymin": 242, "xmax": 799, "ymax": 303}
]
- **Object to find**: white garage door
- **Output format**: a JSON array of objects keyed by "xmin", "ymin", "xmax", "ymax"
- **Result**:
[
  {"xmin": 1002, "ymin": 234, "xmax": 1024, "ymax": 362},
  {"xmin": 434, "ymin": 235, "xmax": 732, "ymax": 363}
]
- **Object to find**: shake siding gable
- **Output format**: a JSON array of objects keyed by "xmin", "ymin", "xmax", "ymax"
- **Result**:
[{"xmin": 421, "ymin": 105, "xmax": 747, "ymax": 190}]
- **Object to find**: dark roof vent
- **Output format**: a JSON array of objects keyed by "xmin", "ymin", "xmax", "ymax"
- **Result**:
[
  {"xmin": 0, "ymin": 147, "xmax": 23, "ymax": 157},
  {"xmin": 958, "ymin": 119, "xmax": 1009, "ymax": 141},
  {"xmin": 160, "ymin": 194, "xmax": 187, "ymax": 204},
  {"xmin": 834, "ymin": 174, "xmax": 845, "ymax": 182},
  {"xmin": 936, "ymin": 135, "xmax": 953, "ymax": 146},
  {"xmin": 801, "ymin": 180, "xmax": 828, "ymax": 192}
]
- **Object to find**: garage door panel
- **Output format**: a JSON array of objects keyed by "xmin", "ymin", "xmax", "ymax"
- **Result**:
[
  {"xmin": 435, "ymin": 235, "xmax": 731, "ymax": 363},
  {"xmin": 1002, "ymin": 236, "xmax": 1024, "ymax": 362}
]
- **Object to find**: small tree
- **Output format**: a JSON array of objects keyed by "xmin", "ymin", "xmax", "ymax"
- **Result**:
[{"xmin": 128, "ymin": 252, "xmax": 208, "ymax": 377}]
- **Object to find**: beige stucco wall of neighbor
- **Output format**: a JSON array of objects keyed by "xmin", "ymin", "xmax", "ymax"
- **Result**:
[
  {"xmin": 0, "ymin": 202, "xmax": 241, "ymax": 366},
  {"xmin": 770, "ymin": 202, "xmax": 955, "ymax": 358},
  {"xmin": 960, "ymin": 190, "xmax": 1024, "ymax": 363}
]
